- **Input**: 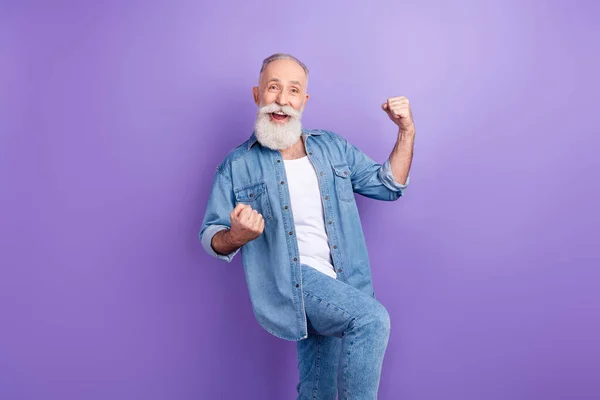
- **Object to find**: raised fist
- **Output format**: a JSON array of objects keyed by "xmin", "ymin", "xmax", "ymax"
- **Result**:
[
  {"xmin": 382, "ymin": 96, "xmax": 415, "ymax": 132},
  {"xmin": 228, "ymin": 203, "xmax": 265, "ymax": 246}
]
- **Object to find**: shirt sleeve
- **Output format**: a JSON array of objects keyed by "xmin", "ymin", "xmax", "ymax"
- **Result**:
[
  {"xmin": 343, "ymin": 137, "xmax": 409, "ymax": 201},
  {"xmin": 378, "ymin": 159, "xmax": 410, "ymax": 191},
  {"xmin": 199, "ymin": 164, "xmax": 240, "ymax": 262}
]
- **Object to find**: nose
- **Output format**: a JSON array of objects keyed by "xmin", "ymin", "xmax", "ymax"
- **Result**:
[{"xmin": 276, "ymin": 91, "xmax": 288, "ymax": 106}]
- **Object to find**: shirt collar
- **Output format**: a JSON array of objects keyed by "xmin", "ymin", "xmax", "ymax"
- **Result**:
[{"xmin": 247, "ymin": 128, "xmax": 323, "ymax": 150}]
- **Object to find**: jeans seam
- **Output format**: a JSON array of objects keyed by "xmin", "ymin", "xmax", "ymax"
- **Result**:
[
  {"xmin": 312, "ymin": 336, "xmax": 321, "ymax": 399},
  {"xmin": 341, "ymin": 334, "xmax": 354, "ymax": 399},
  {"xmin": 303, "ymin": 290, "xmax": 358, "ymax": 399}
]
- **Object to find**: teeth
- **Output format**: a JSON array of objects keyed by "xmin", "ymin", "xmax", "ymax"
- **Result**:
[{"xmin": 274, "ymin": 111, "xmax": 286, "ymax": 115}]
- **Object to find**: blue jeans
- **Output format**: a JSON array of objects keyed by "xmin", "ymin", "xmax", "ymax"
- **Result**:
[{"xmin": 296, "ymin": 265, "xmax": 391, "ymax": 400}]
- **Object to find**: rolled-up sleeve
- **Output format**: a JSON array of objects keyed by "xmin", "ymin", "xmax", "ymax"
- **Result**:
[
  {"xmin": 378, "ymin": 159, "xmax": 410, "ymax": 193},
  {"xmin": 342, "ymin": 136, "xmax": 409, "ymax": 201},
  {"xmin": 200, "ymin": 224, "xmax": 239, "ymax": 262},
  {"xmin": 199, "ymin": 164, "xmax": 239, "ymax": 263}
]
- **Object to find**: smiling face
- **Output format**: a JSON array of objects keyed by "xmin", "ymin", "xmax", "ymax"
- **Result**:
[
  {"xmin": 252, "ymin": 58, "xmax": 310, "ymax": 150},
  {"xmin": 253, "ymin": 58, "xmax": 309, "ymax": 121}
]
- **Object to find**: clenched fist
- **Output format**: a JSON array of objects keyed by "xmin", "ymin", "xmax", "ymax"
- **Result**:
[
  {"xmin": 228, "ymin": 203, "xmax": 265, "ymax": 246},
  {"xmin": 382, "ymin": 96, "xmax": 415, "ymax": 132}
]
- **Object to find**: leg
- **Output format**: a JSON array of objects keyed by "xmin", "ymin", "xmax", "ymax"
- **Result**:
[
  {"xmin": 296, "ymin": 328, "xmax": 341, "ymax": 400},
  {"xmin": 300, "ymin": 265, "xmax": 391, "ymax": 400}
]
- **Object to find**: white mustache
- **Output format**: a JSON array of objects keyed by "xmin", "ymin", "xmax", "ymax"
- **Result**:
[{"xmin": 258, "ymin": 103, "xmax": 301, "ymax": 119}]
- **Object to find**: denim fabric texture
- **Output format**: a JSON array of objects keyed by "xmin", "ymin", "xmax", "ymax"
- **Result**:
[
  {"xmin": 297, "ymin": 264, "xmax": 391, "ymax": 400},
  {"xmin": 199, "ymin": 128, "xmax": 408, "ymax": 340}
]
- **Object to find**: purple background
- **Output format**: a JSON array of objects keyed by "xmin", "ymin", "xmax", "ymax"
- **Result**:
[{"xmin": 2, "ymin": 1, "xmax": 599, "ymax": 399}]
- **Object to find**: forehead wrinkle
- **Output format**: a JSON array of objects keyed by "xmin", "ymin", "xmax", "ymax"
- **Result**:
[{"xmin": 260, "ymin": 61, "xmax": 307, "ymax": 86}]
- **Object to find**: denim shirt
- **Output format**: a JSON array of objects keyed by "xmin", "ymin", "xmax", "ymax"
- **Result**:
[{"xmin": 199, "ymin": 128, "xmax": 409, "ymax": 341}]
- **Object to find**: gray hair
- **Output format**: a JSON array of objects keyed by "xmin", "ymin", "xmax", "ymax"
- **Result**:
[{"xmin": 260, "ymin": 53, "xmax": 309, "ymax": 76}]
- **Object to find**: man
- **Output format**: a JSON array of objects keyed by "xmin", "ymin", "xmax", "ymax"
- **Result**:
[{"xmin": 199, "ymin": 53, "xmax": 414, "ymax": 399}]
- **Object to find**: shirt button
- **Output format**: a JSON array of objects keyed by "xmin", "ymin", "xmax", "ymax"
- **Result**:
[
  {"xmin": 325, "ymin": 196, "xmax": 329, "ymax": 200},
  {"xmin": 328, "ymin": 220, "xmax": 332, "ymax": 225},
  {"xmin": 333, "ymin": 245, "xmax": 338, "ymax": 249},
  {"xmin": 284, "ymin": 206, "xmax": 289, "ymax": 210},
  {"xmin": 281, "ymin": 181, "xmax": 285, "ymax": 185},
  {"xmin": 320, "ymin": 172, "xmax": 324, "ymax": 176},
  {"xmin": 344, "ymin": 171, "xmax": 348, "ymax": 175},
  {"xmin": 337, "ymin": 268, "xmax": 342, "ymax": 272},
  {"xmin": 277, "ymin": 160, "xmax": 281, "ymax": 163},
  {"xmin": 289, "ymin": 232, "xmax": 293, "ymax": 235},
  {"xmin": 295, "ymin": 284, "xmax": 299, "ymax": 288},
  {"xmin": 309, "ymin": 152, "xmax": 313, "ymax": 155},
  {"xmin": 294, "ymin": 257, "xmax": 298, "ymax": 262}
]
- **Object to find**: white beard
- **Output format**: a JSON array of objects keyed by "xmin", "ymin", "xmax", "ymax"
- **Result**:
[{"xmin": 254, "ymin": 103, "xmax": 303, "ymax": 150}]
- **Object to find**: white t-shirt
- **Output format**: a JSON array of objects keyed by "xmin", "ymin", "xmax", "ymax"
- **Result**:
[{"xmin": 284, "ymin": 157, "xmax": 337, "ymax": 279}]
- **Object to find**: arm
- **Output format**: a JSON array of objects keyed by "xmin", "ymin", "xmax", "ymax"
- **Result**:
[
  {"xmin": 383, "ymin": 96, "xmax": 415, "ymax": 186},
  {"xmin": 388, "ymin": 127, "xmax": 415, "ymax": 186},
  {"xmin": 211, "ymin": 229, "xmax": 242, "ymax": 256},
  {"xmin": 199, "ymin": 164, "xmax": 264, "ymax": 261},
  {"xmin": 211, "ymin": 204, "xmax": 264, "ymax": 256},
  {"xmin": 341, "ymin": 96, "xmax": 415, "ymax": 201},
  {"xmin": 199, "ymin": 166, "xmax": 239, "ymax": 262}
]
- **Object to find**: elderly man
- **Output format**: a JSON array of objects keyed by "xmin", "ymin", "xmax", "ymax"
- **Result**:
[{"xmin": 200, "ymin": 53, "xmax": 414, "ymax": 399}]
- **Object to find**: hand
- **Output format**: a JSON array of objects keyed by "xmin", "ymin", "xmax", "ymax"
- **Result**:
[
  {"xmin": 381, "ymin": 96, "xmax": 415, "ymax": 133},
  {"xmin": 228, "ymin": 203, "xmax": 265, "ymax": 246}
]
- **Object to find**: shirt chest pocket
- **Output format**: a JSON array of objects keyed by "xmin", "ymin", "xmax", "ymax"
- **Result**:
[
  {"xmin": 234, "ymin": 181, "xmax": 273, "ymax": 220},
  {"xmin": 333, "ymin": 164, "xmax": 354, "ymax": 202}
]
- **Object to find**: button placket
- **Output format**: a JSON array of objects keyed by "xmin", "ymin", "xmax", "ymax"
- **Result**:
[
  {"xmin": 275, "ymin": 151, "xmax": 301, "ymax": 291},
  {"xmin": 305, "ymin": 144, "xmax": 345, "ymax": 280}
]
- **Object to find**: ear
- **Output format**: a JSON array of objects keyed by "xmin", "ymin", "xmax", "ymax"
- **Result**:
[
  {"xmin": 304, "ymin": 93, "xmax": 310, "ymax": 105},
  {"xmin": 252, "ymin": 86, "xmax": 260, "ymax": 106}
]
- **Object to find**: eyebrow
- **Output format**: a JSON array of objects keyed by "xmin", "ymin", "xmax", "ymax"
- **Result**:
[{"xmin": 267, "ymin": 78, "xmax": 303, "ymax": 87}]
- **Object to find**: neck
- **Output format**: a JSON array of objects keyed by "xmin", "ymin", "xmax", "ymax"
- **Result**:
[{"xmin": 280, "ymin": 136, "xmax": 307, "ymax": 160}]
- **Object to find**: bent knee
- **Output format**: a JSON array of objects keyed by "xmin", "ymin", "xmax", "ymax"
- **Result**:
[
  {"xmin": 361, "ymin": 302, "xmax": 391, "ymax": 336},
  {"xmin": 375, "ymin": 304, "xmax": 391, "ymax": 334}
]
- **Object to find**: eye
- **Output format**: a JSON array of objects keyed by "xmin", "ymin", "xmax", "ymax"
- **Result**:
[
  {"xmin": 291, "ymin": 88, "xmax": 299, "ymax": 94},
  {"xmin": 268, "ymin": 85, "xmax": 278, "ymax": 91}
]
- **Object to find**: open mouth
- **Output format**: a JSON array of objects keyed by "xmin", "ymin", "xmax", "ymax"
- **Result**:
[{"xmin": 270, "ymin": 111, "xmax": 289, "ymax": 122}]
